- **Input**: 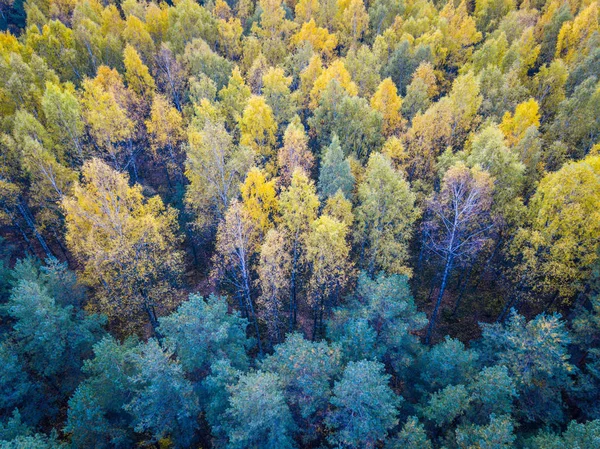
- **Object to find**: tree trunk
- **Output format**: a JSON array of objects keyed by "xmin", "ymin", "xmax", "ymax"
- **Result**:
[
  {"xmin": 426, "ymin": 254, "xmax": 453, "ymax": 345},
  {"xmin": 289, "ymin": 240, "xmax": 298, "ymax": 331},
  {"xmin": 452, "ymin": 264, "xmax": 473, "ymax": 315},
  {"xmin": 17, "ymin": 200, "xmax": 54, "ymax": 260}
]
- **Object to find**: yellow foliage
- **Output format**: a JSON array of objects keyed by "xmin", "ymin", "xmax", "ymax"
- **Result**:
[
  {"xmin": 371, "ymin": 78, "xmax": 404, "ymax": 137},
  {"xmin": 291, "ymin": 19, "xmax": 338, "ymax": 57},
  {"xmin": 500, "ymin": 99, "xmax": 540, "ymax": 146},
  {"xmin": 309, "ymin": 59, "xmax": 358, "ymax": 109}
]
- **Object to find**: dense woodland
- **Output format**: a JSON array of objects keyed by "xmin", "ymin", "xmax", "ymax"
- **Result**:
[{"xmin": 0, "ymin": 0, "xmax": 599, "ymax": 446}]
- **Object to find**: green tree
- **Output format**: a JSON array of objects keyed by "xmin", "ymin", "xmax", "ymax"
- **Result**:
[
  {"xmin": 125, "ymin": 339, "xmax": 200, "ymax": 448},
  {"xmin": 159, "ymin": 294, "xmax": 251, "ymax": 375},
  {"xmin": 318, "ymin": 134, "xmax": 355, "ymax": 200},
  {"xmin": 355, "ymin": 152, "xmax": 419, "ymax": 277},
  {"xmin": 326, "ymin": 360, "xmax": 399, "ymax": 449},
  {"xmin": 225, "ymin": 371, "xmax": 297, "ymax": 449}
]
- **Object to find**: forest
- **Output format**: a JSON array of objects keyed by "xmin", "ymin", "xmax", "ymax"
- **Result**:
[{"xmin": 0, "ymin": 0, "xmax": 599, "ymax": 446}]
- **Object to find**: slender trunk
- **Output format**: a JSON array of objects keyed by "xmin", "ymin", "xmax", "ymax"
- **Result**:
[
  {"xmin": 3, "ymin": 206, "xmax": 36, "ymax": 255},
  {"xmin": 426, "ymin": 254, "xmax": 453, "ymax": 345},
  {"xmin": 242, "ymin": 270, "xmax": 262, "ymax": 355},
  {"xmin": 289, "ymin": 240, "xmax": 298, "ymax": 331},
  {"xmin": 453, "ymin": 264, "xmax": 473, "ymax": 315},
  {"xmin": 17, "ymin": 200, "xmax": 53, "ymax": 259}
]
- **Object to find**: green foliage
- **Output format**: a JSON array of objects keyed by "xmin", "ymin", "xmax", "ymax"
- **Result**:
[
  {"xmin": 326, "ymin": 360, "xmax": 399, "ymax": 448},
  {"xmin": 480, "ymin": 311, "xmax": 574, "ymax": 424},
  {"xmin": 318, "ymin": 134, "xmax": 355, "ymax": 200},
  {"xmin": 225, "ymin": 370, "xmax": 297, "ymax": 449},
  {"xmin": 125, "ymin": 339, "xmax": 200, "ymax": 448},
  {"xmin": 261, "ymin": 333, "xmax": 342, "ymax": 430},
  {"xmin": 159, "ymin": 294, "xmax": 251, "ymax": 374}
]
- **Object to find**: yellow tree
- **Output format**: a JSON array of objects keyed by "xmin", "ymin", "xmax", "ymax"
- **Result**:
[
  {"xmin": 371, "ymin": 78, "xmax": 404, "ymax": 137},
  {"xmin": 295, "ymin": 0, "xmax": 320, "ymax": 23},
  {"xmin": 123, "ymin": 44, "xmax": 156, "ymax": 101},
  {"xmin": 262, "ymin": 66, "xmax": 296, "ymax": 126},
  {"xmin": 291, "ymin": 19, "xmax": 338, "ymax": 57},
  {"xmin": 298, "ymin": 54, "xmax": 323, "ymax": 110},
  {"xmin": 218, "ymin": 66, "xmax": 251, "ymax": 131},
  {"xmin": 257, "ymin": 228, "xmax": 292, "ymax": 343},
  {"xmin": 336, "ymin": 0, "xmax": 369, "ymax": 48},
  {"xmin": 122, "ymin": 15, "xmax": 155, "ymax": 63},
  {"xmin": 239, "ymin": 95, "xmax": 278, "ymax": 166},
  {"xmin": 309, "ymin": 59, "xmax": 358, "ymax": 109},
  {"xmin": 61, "ymin": 158, "xmax": 184, "ymax": 334},
  {"xmin": 323, "ymin": 189, "xmax": 354, "ymax": 228},
  {"xmin": 212, "ymin": 200, "xmax": 263, "ymax": 353},
  {"xmin": 217, "ymin": 17, "xmax": 244, "ymax": 60},
  {"xmin": 279, "ymin": 168, "xmax": 320, "ymax": 327},
  {"xmin": 555, "ymin": 2, "xmax": 599, "ymax": 65},
  {"xmin": 277, "ymin": 117, "xmax": 314, "ymax": 185},
  {"xmin": 185, "ymin": 119, "xmax": 254, "ymax": 229},
  {"xmin": 240, "ymin": 167, "xmax": 279, "ymax": 236},
  {"xmin": 511, "ymin": 155, "xmax": 600, "ymax": 305},
  {"xmin": 499, "ymin": 98, "xmax": 540, "ymax": 147},
  {"xmin": 305, "ymin": 214, "xmax": 353, "ymax": 338},
  {"xmin": 81, "ymin": 67, "xmax": 134, "ymax": 169},
  {"xmin": 145, "ymin": 94, "xmax": 184, "ymax": 182}
]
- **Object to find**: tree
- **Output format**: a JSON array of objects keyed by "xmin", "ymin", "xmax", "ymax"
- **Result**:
[
  {"xmin": 61, "ymin": 158, "xmax": 184, "ymax": 334},
  {"xmin": 65, "ymin": 336, "xmax": 139, "ymax": 449},
  {"xmin": 124, "ymin": 339, "xmax": 200, "ymax": 448},
  {"xmin": 240, "ymin": 167, "xmax": 278, "ymax": 237},
  {"xmin": 309, "ymin": 59, "xmax": 358, "ymax": 109},
  {"xmin": 158, "ymin": 294, "xmax": 251, "ymax": 375},
  {"xmin": 291, "ymin": 19, "xmax": 337, "ymax": 57},
  {"xmin": 480, "ymin": 311, "xmax": 574, "ymax": 424},
  {"xmin": 277, "ymin": 117, "xmax": 314, "ymax": 186},
  {"xmin": 528, "ymin": 420, "xmax": 600, "ymax": 449},
  {"xmin": 41, "ymin": 81, "xmax": 84, "ymax": 161},
  {"xmin": 145, "ymin": 93, "xmax": 184, "ymax": 182},
  {"xmin": 386, "ymin": 417, "xmax": 432, "ymax": 449},
  {"xmin": 371, "ymin": 78, "xmax": 403, "ymax": 137},
  {"xmin": 305, "ymin": 214, "xmax": 353, "ymax": 337},
  {"xmin": 5, "ymin": 278, "xmax": 104, "ymax": 396},
  {"xmin": 261, "ymin": 333, "xmax": 342, "ymax": 439},
  {"xmin": 510, "ymin": 156, "xmax": 600, "ymax": 304},
  {"xmin": 80, "ymin": 69, "xmax": 134, "ymax": 169},
  {"xmin": 262, "ymin": 66, "xmax": 296, "ymax": 127},
  {"xmin": 499, "ymin": 99, "xmax": 540, "ymax": 147},
  {"xmin": 309, "ymin": 82, "xmax": 384, "ymax": 161},
  {"xmin": 326, "ymin": 360, "xmax": 399, "ymax": 449},
  {"xmin": 337, "ymin": 0, "xmax": 369, "ymax": 48},
  {"xmin": 212, "ymin": 200, "xmax": 262, "ymax": 353},
  {"xmin": 418, "ymin": 337, "xmax": 480, "ymax": 393},
  {"xmin": 256, "ymin": 229, "xmax": 292, "ymax": 343},
  {"xmin": 455, "ymin": 414, "xmax": 516, "ymax": 449},
  {"xmin": 239, "ymin": 95, "xmax": 278, "ymax": 165},
  {"xmin": 185, "ymin": 119, "xmax": 254, "ymax": 229},
  {"xmin": 318, "ymin": 134, "xmax": 355, "ymax": 200},
  {"xmin": 355, "ymin": 152, "xmax": 419, "ymax": 276},
  {"xmin": 345, "ymin": 45, "xmax": 383, "ymax": 98},
  {"xmin": 423, "ymin": 163, "xmax": 494, "ymax": 343},
  {"xmin": 327, "ymin": 272, "xmax": 427, "ymax": 376},
  {"xmin": 218, "ymin": 66, "xmax": 251, "ymax": 131},
  {"xmin": 225, "ymin": 371, "xmax": 297, "ymax": 449},
  {"xmin": 123, "ymin": 44, "xmax": 155, "ymax": 101},
  {"xmin": 279, "ymin": 169, "xmax": 320, "ymax": 328}
]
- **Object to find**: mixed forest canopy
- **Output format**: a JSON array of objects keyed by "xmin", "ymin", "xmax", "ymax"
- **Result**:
[{"xmin": 0, "ymin": 0, "xmax": 599, "ymax": 446}]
